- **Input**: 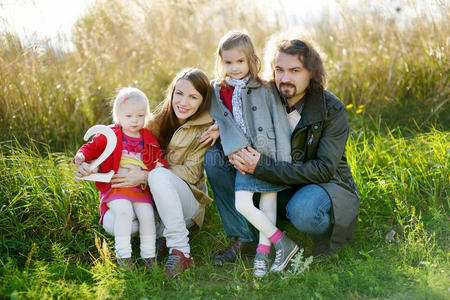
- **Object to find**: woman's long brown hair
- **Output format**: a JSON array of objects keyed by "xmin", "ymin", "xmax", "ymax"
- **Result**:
[{"xmin": 148, "ymin": 68, "xmax": 211, "ymax": 152}]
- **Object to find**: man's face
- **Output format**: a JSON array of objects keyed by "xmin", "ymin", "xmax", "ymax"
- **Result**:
[{"xmin": 274, "ymin": 52, "xmax": 311, "ymax": 100}]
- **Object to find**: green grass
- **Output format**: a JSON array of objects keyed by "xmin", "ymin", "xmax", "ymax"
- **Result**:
[
  {"xmin": 1, "ymin": 0, "xmax": 448, "ymax": 152},
  {"xmin": 1, "ymin": 129, "xmax": 448, "ymax": 299},
  {"xmin": 1, "ymin": 0, "xmax": 449, "ymax": 298}
]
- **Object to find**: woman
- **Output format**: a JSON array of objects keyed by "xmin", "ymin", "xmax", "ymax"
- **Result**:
[{"xmin": 106, "ymin": 68, "xmax": 216, "ymax": 277}]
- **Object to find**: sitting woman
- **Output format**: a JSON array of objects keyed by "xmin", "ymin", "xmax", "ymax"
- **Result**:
[{"xmin": 105, "ymin": 68, "xmax": 215, "ymax": 277}]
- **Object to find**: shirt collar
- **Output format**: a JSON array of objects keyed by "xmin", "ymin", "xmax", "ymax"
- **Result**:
[{"xmin": 284, "ymin": 97, "xmax": 305, "ymax": 115}]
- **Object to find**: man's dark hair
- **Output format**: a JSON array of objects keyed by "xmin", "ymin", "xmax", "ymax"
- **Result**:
[{"xmin": 269, "ymin": 38, "xmax": 327, "ymax": 93}]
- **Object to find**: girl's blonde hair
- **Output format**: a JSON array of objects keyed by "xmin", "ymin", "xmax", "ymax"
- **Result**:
[
  {"xmin": 112, "ymin": 87, "xmax": 152, "ymax": 125},
  {"xmin": 215, "ymin": 30, "xmax": 261, "ymax": 84}
]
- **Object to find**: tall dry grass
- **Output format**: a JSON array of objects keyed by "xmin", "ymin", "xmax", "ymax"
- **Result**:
[
  {"xmin": 0, "ymin": 0, "xmax": 279, "ymax": 150},
  {"xmin": 309, "ymin": 0, "xmax": 449, "ymax": 129},
  {"xmin": 0, "ymin": 0, "xmax": 448, "ymax": 151}
]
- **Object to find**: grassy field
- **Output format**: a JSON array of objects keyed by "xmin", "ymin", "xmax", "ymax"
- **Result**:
[{"xmin": 1, "ymin": 0, "xmax": 449, "ymax": 298}]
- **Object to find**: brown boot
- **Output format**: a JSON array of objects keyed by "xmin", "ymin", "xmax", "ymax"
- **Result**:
[
  {"xmin": 141, "ymin": 257, "xmax": 156, "ymax": 269},
  {"xmin": 312, "ymin": 240, "xmax": 333, "ymax": 258},
  {"xmin": 214, "ymin": 240, "xmax": 254, "ymax": 265},
  {"xmin": 117, "ymin": 257, "xmax": 135, "ymax": 271},
  {"xmin": 165, "ymin": 249, "xmax": 193, "ymax": 278}
]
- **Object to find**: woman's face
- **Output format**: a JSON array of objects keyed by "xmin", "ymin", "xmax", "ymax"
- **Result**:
[{"xmin": 172, "ymin": 79, "xmax": 203, "ymax": 124}]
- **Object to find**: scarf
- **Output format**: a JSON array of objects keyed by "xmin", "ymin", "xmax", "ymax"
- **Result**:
[{"xmin": 226, "ymin": 76, "xmax": 249, "ymax": 137}]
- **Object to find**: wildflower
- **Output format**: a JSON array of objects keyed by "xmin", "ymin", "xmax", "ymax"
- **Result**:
[
  {"xmin": 356, "ymin": 109, "xmax": 363, "ymax": 114},
  {"xmin": 346, "ymin": 104, "xmax": 353, "ymax": 109}
]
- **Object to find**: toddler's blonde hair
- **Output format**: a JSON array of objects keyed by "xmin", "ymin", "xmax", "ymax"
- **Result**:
[{"xmin": 112, "ymin": 87, "xmax": 152, "ymax": 125}]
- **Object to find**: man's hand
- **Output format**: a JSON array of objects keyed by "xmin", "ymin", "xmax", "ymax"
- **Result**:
[
  {"xmin": 230, "ymin": 147, "xmax": 261, "ymax": 175},
  {"xmin": 111, "ymin": 165, "xmax": 148, "ymax": 188},
  {"xmin": 228, "ymin": 152, "xmax": 246, "ymax": 175},
  {"xmin": 199, "ymin": 123, "xmax": 220, "ymax": 146}
]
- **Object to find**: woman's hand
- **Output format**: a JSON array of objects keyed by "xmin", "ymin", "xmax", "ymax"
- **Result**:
[
  {"xmin": 200, "ymin": 123, "xmax": 220, "ymax": 146},
  {"xmin": 230, "ymin": 147, "xmax": 261, "ymax": 174},
  {"xmin": 110, "ymin": 165, "xmax": 148, "ymax": 188},
  {"xmin": 74, "ymin": 162, "xmax": 98, "ymax": 180}
]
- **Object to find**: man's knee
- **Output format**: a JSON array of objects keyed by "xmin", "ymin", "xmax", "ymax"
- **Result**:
[{"xmin": 286, "ymin": 186, "xmax": 331, "ymax": 233}]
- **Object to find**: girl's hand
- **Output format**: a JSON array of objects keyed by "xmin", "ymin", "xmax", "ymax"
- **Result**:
[
  {"xmin": 200, "ymin": 123, "xmax": 220, "ymax": 146},
  {"xmin": 74, "ymin": 153, "xmax": 85, "ymax": 166},
  {"xmin": 74, "ymin": 162, "xmax": 98, "ymax": 180},
  {"xmin": 111, "ymin": 165, "xmax": 148, "ymax": 188}
]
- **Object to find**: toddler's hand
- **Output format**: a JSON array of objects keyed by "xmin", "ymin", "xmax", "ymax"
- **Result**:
[
  {"xmin": 74, "ymin": 153, "xmax": 85, "ymax": 166},
  {"xmin": 74, "ymin": 162, "xmax": 98, "ymax": 180}
]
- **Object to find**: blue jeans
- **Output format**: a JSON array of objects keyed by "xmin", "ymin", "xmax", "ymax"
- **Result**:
[
  {"xmin": 205, "ymin": 143, "xmax": 332, "ymax": 243},
  {"xmin": 204, "ymin": 143, "xmax": 257, "ymax": 242},
  {"xmin": 286, "ymin": 184, "xmax": 332, "ymax": 243}
]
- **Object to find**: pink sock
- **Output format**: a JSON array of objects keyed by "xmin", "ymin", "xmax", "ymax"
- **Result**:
[
  {"xmin": 268, "ymin": 229, "xmax": 283, "ymax": 244},
  {"xmin": 256, "ymin": 244, "xmax": 271, "ymax": 254}
]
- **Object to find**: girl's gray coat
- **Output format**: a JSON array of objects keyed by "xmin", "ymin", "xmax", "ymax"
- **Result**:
[{"xmin": 210, "ymin": 79, "xmax": 291, "ymax": 163}]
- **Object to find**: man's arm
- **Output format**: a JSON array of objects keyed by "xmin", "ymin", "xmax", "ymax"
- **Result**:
[{"xmin": 235, "ymin": 102, "xmax": 349, "ymax": 185}]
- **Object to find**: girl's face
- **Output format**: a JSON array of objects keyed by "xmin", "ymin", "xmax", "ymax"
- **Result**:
[
  {"xmin": 172, "ymin": 79, "xmax": 203, "ymax": 124},
  {"xmin": 221, "ymin": 47, "xmax": 250, "ymax": 80},
  {"xmin": 117, "ymin": 99, "xmax": 147, "ymax": 137}
]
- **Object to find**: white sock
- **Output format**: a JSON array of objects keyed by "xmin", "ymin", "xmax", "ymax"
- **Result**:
[
  {"xmin": 115, "ymin": 236, "xmax": 132, "ymax": 258},
  {"xmin": 140, "ymin": 235, "xmax": 156, "ymax": 258}
]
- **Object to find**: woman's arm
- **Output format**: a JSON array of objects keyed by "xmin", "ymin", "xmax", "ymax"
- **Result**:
[
  {"xmin": 110, "ymin": 165, "xmax": 149, "ymax": 188},
  {"xmin": 169, "ymin": 139, "xmax": 210, "ymax": 185}
]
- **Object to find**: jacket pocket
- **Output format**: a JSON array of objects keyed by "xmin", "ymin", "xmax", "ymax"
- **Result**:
[{"xmin": 267, "ymin": 128, "xmax": 276, "ymax": 139}]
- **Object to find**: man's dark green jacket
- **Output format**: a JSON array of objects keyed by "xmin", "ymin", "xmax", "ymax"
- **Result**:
[{"xmin": 254, "ymin": 87, "xmax": 360, "ymax": 251}]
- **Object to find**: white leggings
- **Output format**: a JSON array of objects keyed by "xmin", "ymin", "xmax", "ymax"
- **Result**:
[
  {"xmin": 102, "ymin": 199, "xmax": 155, "ymax": 258},
  {"xmin": 235, "ymin": 191, "xmax": 278, "ymax": 246}
]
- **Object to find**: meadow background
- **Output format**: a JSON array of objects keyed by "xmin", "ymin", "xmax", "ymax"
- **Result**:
[{"xmin": 0, "ymin": 0, "xmax": 448, "ymax": 298}]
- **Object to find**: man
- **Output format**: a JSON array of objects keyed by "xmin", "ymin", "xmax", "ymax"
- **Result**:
[{"xmin": 204, "ymin": 37, "xmax": 360, "ymax": 265}]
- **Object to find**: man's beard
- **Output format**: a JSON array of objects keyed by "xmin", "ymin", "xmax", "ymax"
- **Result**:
[{"xmin": 279, "ymin": 82, "xmax": 297, "ymax": 99}]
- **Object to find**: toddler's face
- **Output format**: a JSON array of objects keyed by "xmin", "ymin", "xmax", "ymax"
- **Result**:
[
  {"xmin": 118, "ymin": 99, "xmax": 147, "ymax": 137},
  {"xmin": 221, "ymin": 47, "xmax": 250, "ymax": 80}
]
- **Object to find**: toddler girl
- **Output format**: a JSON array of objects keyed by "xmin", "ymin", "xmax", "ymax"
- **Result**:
[
  {"xmin": 74, "ymin": 87, "xmax": 167, "ymax": 269},
  {"xmin": 210, "ymin": 31, "xmax": 299, "ymax": 277}
]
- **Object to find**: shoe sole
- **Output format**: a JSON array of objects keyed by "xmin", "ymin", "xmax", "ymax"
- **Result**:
[
  {"xmin": 253, "ymin": 271, "xmax": 267, "ymax": 278},
  {"xmin": 270, "ymin": 244, "xmax": 299, "ymax": 272}
]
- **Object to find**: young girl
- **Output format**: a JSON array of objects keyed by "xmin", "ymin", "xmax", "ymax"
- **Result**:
[
  {"xmin": 74, "ymin": 87, "xmax": 167, "ymax": 269},
  {"xmin": 105, "ymin": 69, "xmax": 214, "ymax": 278},
  {"xmin": 209, "ymin": 31, "xmax": 299, "ymax": 277}
]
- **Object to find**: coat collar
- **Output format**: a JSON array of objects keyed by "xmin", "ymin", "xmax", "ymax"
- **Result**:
[
  {"xmin": 183, "ymin": 110, "xmax": 213, "ymax": 127},
  {"xmin": 299, "ymin": 89, "xmax": 327, "ymax": 126},
  {"xmin": 246, "ymin": 79, "xmax": 261, "ymax": 89}
]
